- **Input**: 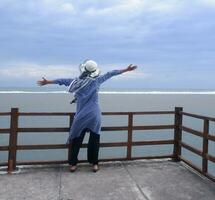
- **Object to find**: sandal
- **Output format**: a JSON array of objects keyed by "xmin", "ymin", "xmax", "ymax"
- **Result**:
[
  {"xmin": 69, "ymin": 165, "xmax": 77, "ymax": 172},
  {"xmin": 92, "ymin": 164, "xmax": 99, "ymax": 173}
]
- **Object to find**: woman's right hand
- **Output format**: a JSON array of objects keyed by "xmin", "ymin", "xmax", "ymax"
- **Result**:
[{"xmin": 37, "ymin": 77, "xmax": 49, "ymax": 86}]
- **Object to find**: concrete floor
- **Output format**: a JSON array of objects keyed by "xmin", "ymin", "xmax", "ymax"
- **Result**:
[{"xmin": 0, "ymin": 160, "xmax": 214, "ymax": 200}]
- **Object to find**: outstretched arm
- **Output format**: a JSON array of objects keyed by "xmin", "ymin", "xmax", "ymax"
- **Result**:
[
  {"xmin": 120, "ymin": 64, "xmax": 137, "ymax": 73},
  {"xmin": 37, "ymin": 77, "xmax": 73, "ymax": 86},
  {"xmin": 97, "ymin": 64, "xmax": 137, "ymax": 85}
]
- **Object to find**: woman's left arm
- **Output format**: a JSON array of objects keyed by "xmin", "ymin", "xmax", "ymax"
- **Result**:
[{"xmin": 97, "ymin": 64, "xmax": 137, "ymax": 85}]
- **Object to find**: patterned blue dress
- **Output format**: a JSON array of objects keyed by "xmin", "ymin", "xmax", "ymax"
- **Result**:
[{"xmin": 53, "ymin": 70, "xmax": 122, "ymax": 142}]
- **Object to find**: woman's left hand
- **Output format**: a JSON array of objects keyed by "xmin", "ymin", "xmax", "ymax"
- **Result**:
[{"xmin": 126, "ymin": 64, "xmax": 137, "ymax": 71}]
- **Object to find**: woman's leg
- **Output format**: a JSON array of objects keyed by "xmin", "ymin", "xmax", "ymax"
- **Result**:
[
  {"xmin": 87, "ymin": 131, "xmax": 100, "ymax": 165},
  {"xmin": 69, "ymin": 129, "xmax": 86, "ymax": 166}
]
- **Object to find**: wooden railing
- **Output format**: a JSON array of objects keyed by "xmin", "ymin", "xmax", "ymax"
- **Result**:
[
  {"xmin": 0, "ymin": 107, "xmax": 214, "ymax": 182},
  {"xmin": 179, "ymin": 111, "xmax": 215, "ymax": 182}
]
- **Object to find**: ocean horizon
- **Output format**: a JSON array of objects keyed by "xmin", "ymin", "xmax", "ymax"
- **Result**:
[{"xmin": 0, "ymin": 87, "xmax": 215, "ymax": 94}]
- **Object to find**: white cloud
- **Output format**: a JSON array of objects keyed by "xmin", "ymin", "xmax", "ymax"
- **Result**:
[
  {"xmin": 0, "ymin": 63, "xmax": 78, "ymax": 79},
  {"xmin": 85, "ymin": 0, "xmax": 184, "ymax": 17},
  {"xmin": 60, "ymin": 3, "xmax": 75, "ymax": 13},
  {"xmin": 0, "ymin": 62, "xmax": 149, "ymax": 80},
  {"xmin": 199, "ymin": 0, "xmax": 215, "ymax": 6}
]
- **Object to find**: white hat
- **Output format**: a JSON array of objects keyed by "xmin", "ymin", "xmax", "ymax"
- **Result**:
[{"xmin": 79, "ymin": 59, "xmax": 100, "ymax": 78}]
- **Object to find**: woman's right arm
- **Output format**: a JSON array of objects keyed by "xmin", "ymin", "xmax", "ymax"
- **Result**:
[{"xmin": 37, "ymin": 77, "xmax": 73, "ymax": 86}]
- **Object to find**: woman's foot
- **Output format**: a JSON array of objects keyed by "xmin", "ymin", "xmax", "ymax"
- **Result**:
[
  {"xmin": 69, "ymin": 165, "xmax": 77, "ymax": 172},
  {"xmin": 92, "ymin": 164, "xmax": 99, "ymax": 172}
]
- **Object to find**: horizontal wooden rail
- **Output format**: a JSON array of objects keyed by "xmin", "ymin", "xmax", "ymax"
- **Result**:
[
  {"xmin": 133, "ymin": 125, "xmax": 174, "ymax": 130},
  {"xmin": 0, "ymin": 112, "xmax": 10, "ymax": 116},
  {"xmin": 0, "ymin": 128, "xmax": 10, "ymax": 134},
  {"xmin": 182, "ymin": 112, "xmax": 215, "ymax": 122},
  {"xmin": 180, "ymin": 141, "xmax": 203, "ymax": 157},
  {"xmin": 17, "ymin": 126, "xmax": 129, "ymax": 133},
  {"xmin": 132, "ymin": 140, "xmax": 174, "ymax": 146},
  {"xmin": 0, "ymin": 146, "xmax": 9, "ymax": 151},
  {"xmin": 18, "ymin": 111, "xmax": 175, "ymax": 116},
  {"xmin": 207, "ymin": 154, "xmax": 215, "ymax": 163},
  {"xmin": 16, "ymin": 125, "xmax": 175, "ymax": 133},
  {"xmin": 182, "ymin": 126, "xmax": 203, "ymax": 137},
  {"xmin": 208, "ymin": 134, "xmax": 215, "ymax": 142}
]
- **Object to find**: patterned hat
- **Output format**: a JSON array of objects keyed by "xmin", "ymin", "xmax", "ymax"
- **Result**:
[{"xmin": 79, "ymin": 59, "xmax": 100, "ymax": 78}]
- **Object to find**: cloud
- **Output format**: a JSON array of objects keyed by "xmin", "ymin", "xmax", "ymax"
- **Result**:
[
  {"xmin": 199, "ymin": 0, "xmax": 215, "ymax": 6},
  {"xmin": 60, "ymin": 2, "xmax": 75, "ymax": 13},
  {"xmin": 0, "ymin": 63, "xmax": 78, "ymax": 79},
  {"xmin": 0, "ymin": 62, "xmax": 149, "ymax": 81}
]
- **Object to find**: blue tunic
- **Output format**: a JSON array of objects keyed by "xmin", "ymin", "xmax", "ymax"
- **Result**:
[{"xmin": 53, "ymin": 70, "xmax": 122, "ymax": 142}]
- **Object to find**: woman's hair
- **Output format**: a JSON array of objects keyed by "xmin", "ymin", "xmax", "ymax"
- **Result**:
[{"xmin": 79, "ymin": 71, "xmax": 91, "ymax": 79}]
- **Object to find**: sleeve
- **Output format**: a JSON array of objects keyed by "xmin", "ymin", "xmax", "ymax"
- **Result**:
[
  {"xmin": 96, "ymin": 70, "xmax": 123, "ymax": 85},
  {"xmin": 53, "ymin": 78, "xmax": 73, "ymax": 86}
]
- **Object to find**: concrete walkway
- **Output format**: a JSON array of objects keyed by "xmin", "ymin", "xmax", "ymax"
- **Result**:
[{"xmin": 0, "ymin": 160, "xmax": 215, "ymax": 200}]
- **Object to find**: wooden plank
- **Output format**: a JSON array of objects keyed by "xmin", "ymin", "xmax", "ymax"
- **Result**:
[
  {"xmin": 207, "ymin": 154, "xmax": 215, "ymax": 163},
  {"xmin": 102, "ymin": 112, "xmax": 130, "ymax": 115},
  {"xmin": 132, "ymin": 140, "xmax": 174, "ymax": 146},
  {"xmin": 16, "ymin": 111, "xmax": 175, "ymax": 116},
  {"xmin": 18, "ymin": 127, "xmax": 69, "ymax": 132},
  {"xmin": 208, "ymin": 134, "xmax": 215, "ymax": 141},
  {"xmin": 202, "ymin": 119, "xmax": 209, "ymax": 173},
  {"xmin": 133, "ymin": 125, "xmax": 174, "ymax": 130},
  {"xmin": 0, "ymin": 146, "xmax": 9, "ymax": 151},
  {"xmin": 173, "ymin": 107, "xmax": 183, "ymax": 162},
  {"xmin": 19, "ymin": 112, "xmax": 72, "ymax": 116},
  {"xmin": 180, "ymin": 141, "xmax": 203, "ymax": 156},
  {"xmin": 127, "ymin": 113, "xmax": 133, "ymax": 160},
  {"xmin": 0, "ymin": 112, "xmax": 11, "ymax": 116},
  {"xmin": 8, "ymin": 108, "xmax": 19, "ymax": 171},
  {"xmin": 17, "ymin": 144, "xmax": 68, "ymax": 150},
  {"xmin": 0, "ymin": 129, "xmax": 10, "ymax": 134},
  {"xmin": 80, "ymin": 142, "xmax": 127, "ymax": 148},
  {"xmin": 17, "ymin": 126, "xmax": 129, "ymax": 133},
  {"xmin": 101, "ymin": 126, "xmax": 128, "ymax": 131},
  {"xmin": 103, "ymin": 111, "xmax": 174, "ymax": 115},
  {"xmin": 182, "ymin": 112, "xmax": 215, "ymax": 122},
  {"xmin": 182, "ymin": 126, "xmax": 203, "ymax": 137},
  {"xmin": 127, "ymin": 111, "xmax": 175, "ymax": 115}
]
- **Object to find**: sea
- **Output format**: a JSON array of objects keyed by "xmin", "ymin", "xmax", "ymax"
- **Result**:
[{"xmin": 0, "ymin": 87, "xmax": 215, "ymax": 176}]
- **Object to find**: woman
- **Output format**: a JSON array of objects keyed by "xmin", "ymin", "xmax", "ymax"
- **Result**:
[{"xmin": 37, "ymin": 60, "xmax": 137, "ymax": 172}]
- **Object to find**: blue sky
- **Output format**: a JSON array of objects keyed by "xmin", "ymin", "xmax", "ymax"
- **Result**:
[{"xmin": 0, "ymin": 0, "xmax": 215, "ymax": 89}]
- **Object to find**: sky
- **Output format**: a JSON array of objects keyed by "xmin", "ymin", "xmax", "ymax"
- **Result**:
[{"xmin": 0, "ymin": 0, "xmax": 215, "ymax": 89}]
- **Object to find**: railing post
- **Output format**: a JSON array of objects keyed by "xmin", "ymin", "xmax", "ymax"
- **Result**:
[
  {"xmin": 202, "ymin": 119, "xmax": 209, "ymax": 174},
  {"xmin": 173, "ymin": 107, "xmax": 183, "ymax": 162},
  {"xmin": 68, "ymin": 113, "xmax": 74, "ymax": 163},
  {"xmin": 127, "ymin": 113, "xmax": 133, "ymax": 160},
  {"xmin": 8, "ymin": 108, "xmax": 19, "ymax": 172}
]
